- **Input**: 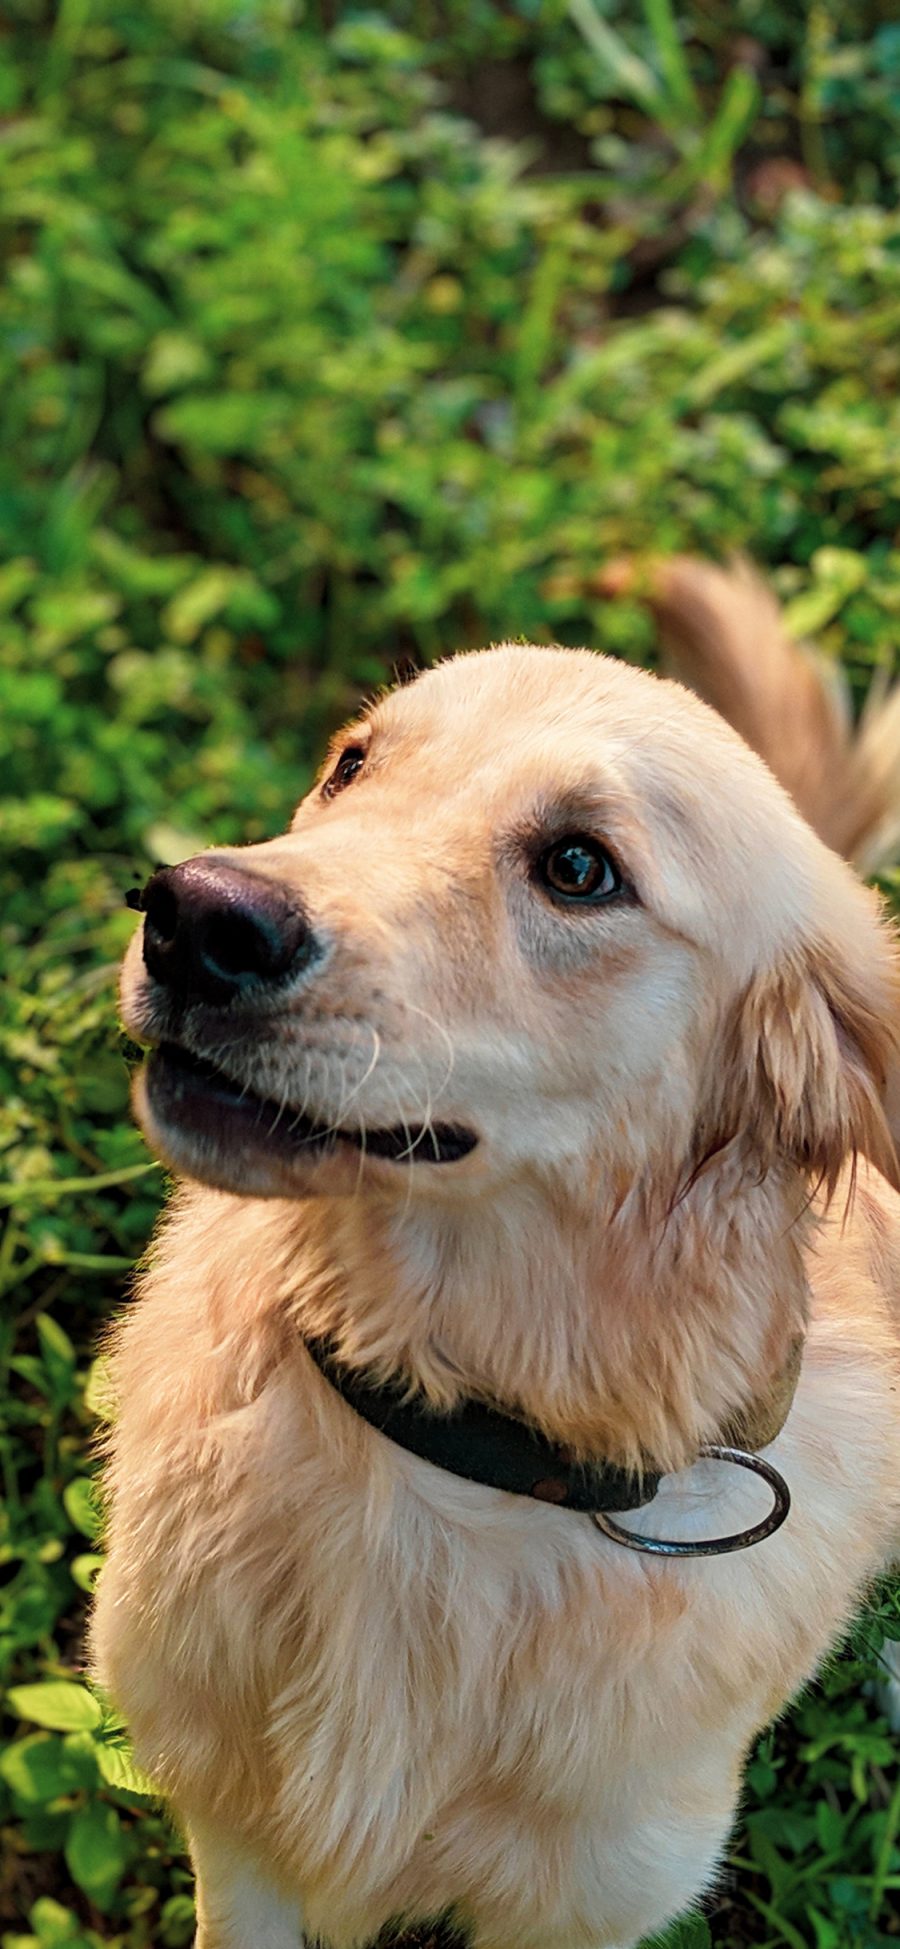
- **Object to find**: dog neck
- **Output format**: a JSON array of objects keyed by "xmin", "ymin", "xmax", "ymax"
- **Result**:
[{"xmin": 280, "ymin": 1143, "xmax": 814, "ymax": 1478}]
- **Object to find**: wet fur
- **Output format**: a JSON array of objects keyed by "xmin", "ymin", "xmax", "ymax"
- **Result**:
[{"xmin": 90, "ymin": 581, "xmax": 900, "ymax": 1949}]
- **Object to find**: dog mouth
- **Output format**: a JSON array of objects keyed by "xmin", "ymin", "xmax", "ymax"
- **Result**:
[{"xmin": 144, "ymin": 1041, "xmax": 478, "ymax": 1166}]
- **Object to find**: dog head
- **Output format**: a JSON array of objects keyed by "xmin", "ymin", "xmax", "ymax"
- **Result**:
[{"xmin": 121, "ymin": 645, "xmax": 899, "ymax": 1209}]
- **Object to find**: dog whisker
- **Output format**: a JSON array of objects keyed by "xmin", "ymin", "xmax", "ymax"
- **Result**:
[{"xmin": 402, "ymin": 999, "xmax": 456, "ymax": 1104}]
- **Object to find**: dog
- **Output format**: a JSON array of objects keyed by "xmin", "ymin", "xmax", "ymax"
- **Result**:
[{"xmin": 90, "ymin": 560, "xmax": 900, "ymax": 1949}]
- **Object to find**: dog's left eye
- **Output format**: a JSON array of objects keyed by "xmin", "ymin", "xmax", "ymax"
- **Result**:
[
  {"xmin": 323, "ymin": 745, "xmax": 367, "ymax": 799},
  {"xmin": 536, "ymin": 836, "xmax": 624, "ymax": 903}
]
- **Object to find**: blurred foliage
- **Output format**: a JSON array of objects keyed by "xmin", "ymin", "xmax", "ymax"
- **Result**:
[{"xmin": 2, "ymin": 1, "xmax": 900, "ymax": 1944}]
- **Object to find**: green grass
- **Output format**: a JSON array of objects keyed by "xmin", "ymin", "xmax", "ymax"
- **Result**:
[{"xmin": 2, "ymin": 3, "xmax": 900, "ymax": 1943}]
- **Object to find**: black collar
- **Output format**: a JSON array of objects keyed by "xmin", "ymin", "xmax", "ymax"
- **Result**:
[{"xmin": 303, "ymin": 1335, "xmax": 659, "ymax": 1514}]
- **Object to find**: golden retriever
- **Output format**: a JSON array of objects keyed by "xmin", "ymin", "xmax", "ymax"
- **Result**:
[{"xmin": 90, "ymin": 561, "xmax": 900, "ymax": 1949}]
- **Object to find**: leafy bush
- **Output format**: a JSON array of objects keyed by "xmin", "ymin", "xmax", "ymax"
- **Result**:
[{"xmin": 3, "ymin": 3, "xmax": 900, "ymax": 1944}]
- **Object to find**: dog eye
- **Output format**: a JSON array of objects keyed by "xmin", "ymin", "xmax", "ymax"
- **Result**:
[
  {"xmin": 536, "ymin": 836, "xmax": 624, "ymax": 903},
  {"xmin": 323, "ymin": 745, "xmax": 367, "ymax": 799}
]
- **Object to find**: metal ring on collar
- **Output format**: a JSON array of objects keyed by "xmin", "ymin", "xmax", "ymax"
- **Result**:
[{"xmin": 591, "ymin": 1444, "xmax": 791, "ymax": 1558}]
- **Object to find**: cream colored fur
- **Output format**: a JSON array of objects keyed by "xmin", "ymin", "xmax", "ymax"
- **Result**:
[
  {"xmin": 602, "ymin": 553, "xmax": 900, "ymax": 874},
  {"xmin": 90, "ymin": 585, "xmax": 900, "ymax": 1949}
]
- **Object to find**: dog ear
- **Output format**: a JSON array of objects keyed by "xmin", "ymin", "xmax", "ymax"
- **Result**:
[{"xmin": 714, "ymin": 888, "xmax": 900, "ymax": 1195}]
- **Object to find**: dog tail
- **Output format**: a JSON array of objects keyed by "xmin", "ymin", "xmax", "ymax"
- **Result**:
[{"xmin": 605, "ymin": 556, "xmax": 900, "ymax": 873}]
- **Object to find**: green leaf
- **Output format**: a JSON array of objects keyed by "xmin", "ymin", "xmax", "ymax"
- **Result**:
[
  {"xmin": 142, "ymin": 330, "xmax": 212, "ymax": 396},
  {"xmin": 744, "ymin": 1893, "xmax": 809, "ymax": 1949},
  {"xmin": 26, "ymin": 1895, "xmax": 94, "ymax": 1949},
  {"xmin": 70, "ymin": 1552, "xmax": 105, "ymax": 1594},
  {"xmin": 63, "ymin": 1476, "xmax": 101, "ymax": 1541},
  {"xmin": 163, "ymin": 566, "xmax": 247, "ymax": 643},
  {"xmin": 94, "ymin": 1734, "xmax": 159, "ymax": 1799},
  {"xmin": 0, "ymin": 1732, "xmax": 96, "ymax": 1804},
  {"xmin": 83, "ymin": 1354, "xmax": 117, "ymax": 1424},
  {"xmin": 690, "ymin": 65, "xmax": 760, "ymax": 189},
  {"xmin": 0, "ymin": 555, "xmax": 36, "ymax": 614},
  {"xmin": 745, "ymin": 1752, "xmax": 778, "ymax": 1799},
  {"xmin": 160, "ymin": 1893, "xmax": 196, "ymax": 1947},
  {"xmin": 657, "ymin": 1917, "xmax": 713, "ymax": 1948},
  {"xmin": 783, "ymin": 547, "xmax": 869, "ymax": 637},
  {"xmin": 0, "ymin": 794, "xmax": 80, "ymax": 850},
  {"xmin": 64, "ymin": 1800, "xmax": 129, "ymax": 1909},
  {"xmin": 642, "ymin": 0, "xmax": 699, "ymax": 125},
  {"xmin": 567, "ymin": 0, "xmax": 666, "ymax": 121},
  {"xmin": 809, "ymin": 1910, "xmax": 842, "ymax": 1949},
  {"xmin": 35, "ymin": 1313, "xmax": 77, "ymax": 1399},
  {"xmin": 155, "ymin": 391, "xmax": 289, "ymax": 456},
  {"xmin": 6, "ymin": 1682, "xmax": 102, "ymax": 1733}
]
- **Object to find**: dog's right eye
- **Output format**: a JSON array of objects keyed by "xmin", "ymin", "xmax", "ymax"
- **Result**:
[
  {"xmin": 535, "ymin": 835, "xmax": 626, "ymax": 904},
  {"xmin": 323, "ymin": 745, "xmax": 367, "ymax": 799}
]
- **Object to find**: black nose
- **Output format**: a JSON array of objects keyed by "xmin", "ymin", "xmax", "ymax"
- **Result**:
[{"xmin": 141, "ymin": 858, "xmax": 316, "ymax": 1005}]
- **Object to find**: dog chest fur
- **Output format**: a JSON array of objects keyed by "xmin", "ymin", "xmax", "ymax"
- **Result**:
[{"xmin": 90, "ymin": 1181, "xmax": 900, "ymax": 1949}]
